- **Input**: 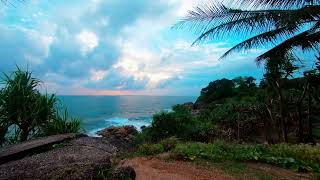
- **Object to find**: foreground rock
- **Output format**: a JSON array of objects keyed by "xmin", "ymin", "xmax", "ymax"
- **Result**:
[
  {"xmin": 0, "ymin": 127, "xmax": 138, "ymax": 180},
  {"xmin": 0, "ymin": 137, "xmax": 118, "ymax": 179},
  {"xmin": 0, "ymin": 133, "xmax": 84, "ymax": 164}
]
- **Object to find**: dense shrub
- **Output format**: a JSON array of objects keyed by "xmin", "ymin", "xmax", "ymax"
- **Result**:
[
  {"xmin": 139, "ymin": 105, "xmax": 191, "ymax": 141},
  {"xmin": 139, "ymin": 105, "xmax": 219, "ymax": 142}
]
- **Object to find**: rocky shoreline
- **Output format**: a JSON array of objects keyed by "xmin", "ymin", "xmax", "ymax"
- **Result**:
[{"xmin": 0, "ymin": 126, "xmax": 138, "ymax": 180}]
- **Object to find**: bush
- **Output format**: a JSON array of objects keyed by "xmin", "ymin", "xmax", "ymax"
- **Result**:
[
  {"xmin": 267, "ymin": 143, "xmax": 320, "ymax": 164},
  {"xmin": 173, "ymin": 142, "xmax": 225, "ymax": 161},
  {"xmin": 141, "ymin": 104, "xmax": 218, "ymax": 142},
  {"xmin": 138, "ymin": 144, "xmax": 165, "ymax": 156},
  {"xmin": 41, "ymin": 110, "xmax": 82, "ymax": 136},
  {"xmin": 159, "ymin": 137, "xmax": 179, "ymax": 151}
]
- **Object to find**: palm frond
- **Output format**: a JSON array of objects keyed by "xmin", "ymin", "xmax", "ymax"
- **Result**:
[
  {"xmin": 179, "ymin": 3, "xmax": 319, "ymax": 45},
  {"xmin": 220, "ymin": 24, "xmax": 302, "ymax": 59},
  {"xmin": 235, "ymin": 0, "xmax": 319, "ymax": 9},
  {"xmin": 0, "ymin": 0, "xmax": 25, "ymax": 7},
  {"xmin": 257, "ymin": 29, "xmax": 320, "ymax": 61}
]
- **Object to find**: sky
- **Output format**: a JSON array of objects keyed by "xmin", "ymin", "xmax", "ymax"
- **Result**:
[{"xmin": 0, "ymin": 0, "xmax": 267, "ymax": 96}]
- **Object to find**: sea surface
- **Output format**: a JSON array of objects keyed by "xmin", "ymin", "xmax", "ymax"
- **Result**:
[{"xmin": 58, "ymin": 96, "xmax": 196, "ymax": 136}]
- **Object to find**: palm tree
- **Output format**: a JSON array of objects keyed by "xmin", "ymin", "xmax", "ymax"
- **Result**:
[{"xmin": 178, "ymin": 0, "xmax": 320, "ymax": 62}]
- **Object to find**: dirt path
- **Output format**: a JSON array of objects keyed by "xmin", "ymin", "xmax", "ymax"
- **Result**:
[
  {"xmin": 123, "ymin": 157, "xmax": 234, "ymax": 180},
  {"xmin": 122, "ymin": 156, "xmax": 316, "ymax": 180}
]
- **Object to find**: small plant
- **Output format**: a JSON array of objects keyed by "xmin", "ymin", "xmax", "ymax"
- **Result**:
[
  {"xmin": 138, "ymin": 144, "xmax": 165, "ymax": 156},
  {"xmin": 159, "ymin": 137, "xmax": 179, "ymax": 151}
]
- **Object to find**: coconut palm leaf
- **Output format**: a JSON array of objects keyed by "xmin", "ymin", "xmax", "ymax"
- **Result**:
[
  {"xmin": 179, "ymin": 0, "xmax": 320, "ymax": 62},
  {"xmin": 221, "ymin": 25, "xmax": 303, "ymax": 58},
  {"xmin": 235, "ymin": 0, "xmax": 319, "ymax": 9},
  {"xmin": 182, "ymin": 3, "xmax": 319, "ymax": 42},
  {"xmin": 257, "ymin": 29, "xmax": 320, "ymax": 61}
]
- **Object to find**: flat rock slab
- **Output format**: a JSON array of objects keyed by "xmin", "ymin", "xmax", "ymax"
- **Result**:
[
  {"xmin": 0, "ymin": 137, "xmax": 117, "ymax": 179},
  {"xmin": 0, "ymin": 133, "xmax": 85, "ymax": 164}
]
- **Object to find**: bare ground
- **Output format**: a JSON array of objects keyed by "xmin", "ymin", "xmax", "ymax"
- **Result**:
[
  {"xmin": 122, "ymin": 157, "xmax": 234, "ymax": 180},
  {"xmin": 121, "ymin": 155, "xmax": 317, "ymax": 180}
]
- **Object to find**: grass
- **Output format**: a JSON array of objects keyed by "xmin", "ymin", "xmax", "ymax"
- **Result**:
[{"xmin": 203, "ymin": 160, "xmax": 273, "ymax": 180}]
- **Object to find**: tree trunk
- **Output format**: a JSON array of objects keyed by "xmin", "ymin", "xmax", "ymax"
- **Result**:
[
  {"xmin": 237, "ymin": 112, "xmax": 240, "ymax": 142},
  {"xmin": 265, "ymin": 98, "xmax": 274, "ymax": 144},
  {"xmin": 275, "ymin": 79, "xmax": 288, "ymax": 142},
  {"xmin": 307, "ymin": 84, "xmax": 314, "ymax": 144},
  {"xmin": 297, "ymin": 82, "xmax": 308, "ymax": 142}
]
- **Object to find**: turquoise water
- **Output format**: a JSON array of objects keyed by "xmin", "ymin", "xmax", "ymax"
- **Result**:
[{"xmin": 58, "ymin": 96, "xmax": 196, "ymax": 136}]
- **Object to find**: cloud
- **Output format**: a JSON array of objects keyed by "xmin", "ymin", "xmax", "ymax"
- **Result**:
[
  {"xmin": 76, "ymin": 30, "xmax": 99, "ymax": 55},
  {"xmin": 0, "ymin": 0, "xmax": 264, "ymax": 96},
  {"xmin": 0, "ymin": 25, "xmax": 53, "ymax": 73}
]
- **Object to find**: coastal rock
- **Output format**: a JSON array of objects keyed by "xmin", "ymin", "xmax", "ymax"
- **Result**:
[
  {"xmin": 97, "ymin": 125, "xmax": 138, "ymax": 139},
  {"xmin": 97, "ymin": 126, "xmax": 139, "ymax": 152}
]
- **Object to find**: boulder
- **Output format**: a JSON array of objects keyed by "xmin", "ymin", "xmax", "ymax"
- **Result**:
[
  {"xmin": 97, "ymin": 126, "xmax": 139, "ymax": 151},
  {"xmin": 97, "ymin": 125, "xmax": 138, "ymax": 139}
]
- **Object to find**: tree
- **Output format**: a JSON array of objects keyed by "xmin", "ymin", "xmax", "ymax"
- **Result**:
[
  {"xmin": 178, "ymin": 0, "xmax": 320, "ymax": 63},
  {"xmin": 198, "ymin": 78, "xmax": 234, "ymax": 105}
]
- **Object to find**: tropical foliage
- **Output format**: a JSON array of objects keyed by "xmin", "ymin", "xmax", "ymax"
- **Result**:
[
  {"xmin": 138, "ymin": 73, "xmax": 320, "ymax": 145},
  {"xmin": 173, "ymin": 0, "xmax": 320, "ymax": 144},
  {"xmin": 0, "ymin": 68, "xmax": 82, "ymax": 146}
]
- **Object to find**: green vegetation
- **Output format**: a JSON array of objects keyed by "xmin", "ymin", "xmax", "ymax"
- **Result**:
[
  {"xmin": 0, "ymin": 67, "xmax": 82, "ymax": 146},
  {"xmin": 135, "ymin": 74, "xmax": 320, "ymax": 174},
  {"xmin": 158, "ymin": 0, "xmax": 320, "ymax": 174},
  {"xmin": 173, "ymin": 142, "xmax": 320, "ymax": 173},
  {"xmin": 138, "ymin": 73, "xmax": 320, "ymax": 144},
  {"xmin": 176, "ymin": 0, "xmax": 320, "ymax": 144},
  {"xmin": 137, "ymin": 141, "xmax": 320, "ymax": 173},
  {"xmin": 138, "ymin": 143, "xmax": 165, "ymax": 156},
  {"xmin": 139, "ymin": 105, "xmax": 217, "ymax": 142}
]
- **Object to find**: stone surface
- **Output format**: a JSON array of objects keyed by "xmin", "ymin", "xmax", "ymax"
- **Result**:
[
  {"xmin": 0, "ymin": 136, "xmax": 122, "ymax": 179},
  {"xmin": 0, "ymin": 133, "xmax": 85, "ymax": 164}
]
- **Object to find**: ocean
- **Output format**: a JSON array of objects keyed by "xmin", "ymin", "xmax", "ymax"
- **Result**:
[{"xmin": 58, "ymin": 96, "xmax": 196, "ymax": 136}]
